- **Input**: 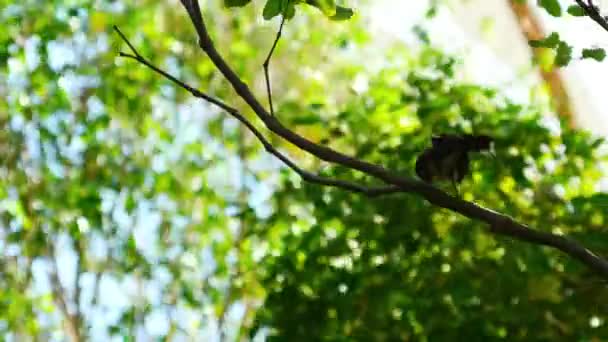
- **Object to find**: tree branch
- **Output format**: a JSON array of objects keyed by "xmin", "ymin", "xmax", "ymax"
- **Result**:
[
  {"xmin": 575, "ymin": 0, "xmax": 608, "ymax": 33},
  {"xmin": 115, "ymin": 3, "xmax": 608, "ymax": 279},
  {"xmin": 114, "ymin": 26, "xmax": 400, "ymax": 198}
]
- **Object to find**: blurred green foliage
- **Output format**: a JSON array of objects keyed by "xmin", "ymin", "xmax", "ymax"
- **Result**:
[{"xmin": 1, "ymin": 0, "xmax": 608, "ymax": 340}]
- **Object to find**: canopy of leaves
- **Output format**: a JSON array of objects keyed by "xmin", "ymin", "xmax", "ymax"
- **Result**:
[{"xmin": 1, "ymin": 0, "xmax": 608, "ymax": 340}]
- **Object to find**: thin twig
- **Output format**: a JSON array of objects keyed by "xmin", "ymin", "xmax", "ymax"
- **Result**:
[
  {"xmin": 113, "ymin": 25, "xmax": 140, "ymax": 58},
  {"xmin": 263, "ymin": 1, "xmax": 290, "ymax": 116},
  {"xmin": 114, "ymin": 26, "xmax": 400, "ymax": 198},
  {"xmin": 114, "ymin": 26, "xmax": 232, "ymax": 113}
]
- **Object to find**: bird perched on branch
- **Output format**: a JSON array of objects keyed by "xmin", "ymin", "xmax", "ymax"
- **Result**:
[{"xmin": 415, "ymin": 134, "xmax": 494, "ymax": 193}]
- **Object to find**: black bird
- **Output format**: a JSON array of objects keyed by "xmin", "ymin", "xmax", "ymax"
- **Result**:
[{"xmin": 415, "ymin": 134, "xmax": 493, "ymax": 192}]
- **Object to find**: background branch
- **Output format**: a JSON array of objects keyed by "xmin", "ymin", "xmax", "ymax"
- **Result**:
[{"xmin": 49, "ymin": 240, "xmax": 82, "ymax": 342}]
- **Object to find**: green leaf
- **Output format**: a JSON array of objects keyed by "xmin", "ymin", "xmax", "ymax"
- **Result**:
[
  {"xmin": 555, "ymin": 41, "xmax": 573, "ymax": 66},
  {"xmin": 292, "ymin": 114, "xmax": 323, "ymax": 125},
  {"xmin": 572, "ymin": 194, "xmax": 608, "ymax": 208},
  {"xmin": 306, "ymin": 0, "xmax": 337, "ymax": 16},
  {"xmin": 538, "ymin": 0, "xmax": 562, "ymax": 17},
  {"xmin": 566, "ymin": 4, "xmax": 586, "ymax": 16},
  {"xmin": 330, "ymin": 6, "xmax": 354, "ymax": 21},
  {"xmin": 263, "ymin": 0, "xmax": 282, "ymax": 20},
  {"xmin": 181, "ymin": 282, "xmax": 201, "ymax": 306},
  {"xmin": 529, "ymin": 32, "xmax": 560, "ymax": 48},
  {"xmin": 591, "ymin": 137, "xmax": 605, "ymax": 148},
  {"xmin": 413, "ymin": 25, "xmax": 430, "ymax": 44},
  {"xmin": 582, "ymin": 47, "xmax": 606, "ymax": 61},
  {"xmin": 284, "ymin": 2, "xmax": 296, "ymax": 19},
  {"xmin": 224, "ymin": 0, "xmax": 252, "ymax": 7}
]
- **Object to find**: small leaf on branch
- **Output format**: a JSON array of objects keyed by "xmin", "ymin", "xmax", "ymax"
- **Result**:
[
  {"xmin": 555, "ymin": 41, "xmax": 573, "ymax": 66},
  {"xmin": 306, "ymin": 0, "xmax": 337, "ymax": 16},
  {"xmin": 567, "ymin": 4, "xmax": 586, "ymax": 16},
  {"xmin": 582, "ymin": 48, "xmax": 606, "ymax": 61},
  {"xmin": 529, "ymin": 32, "xmax": 560, "ymax": 48},
  {"xmin": 263, "ymin": 0, "xmax": 283, "ymax": 20},
  {"xmin": 538, "ymin": 0, "xmax": 562, "ymax": 17},
  {"xmin": 330, "ymin": 6, "xmax": 354, "ymax": 21}
]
